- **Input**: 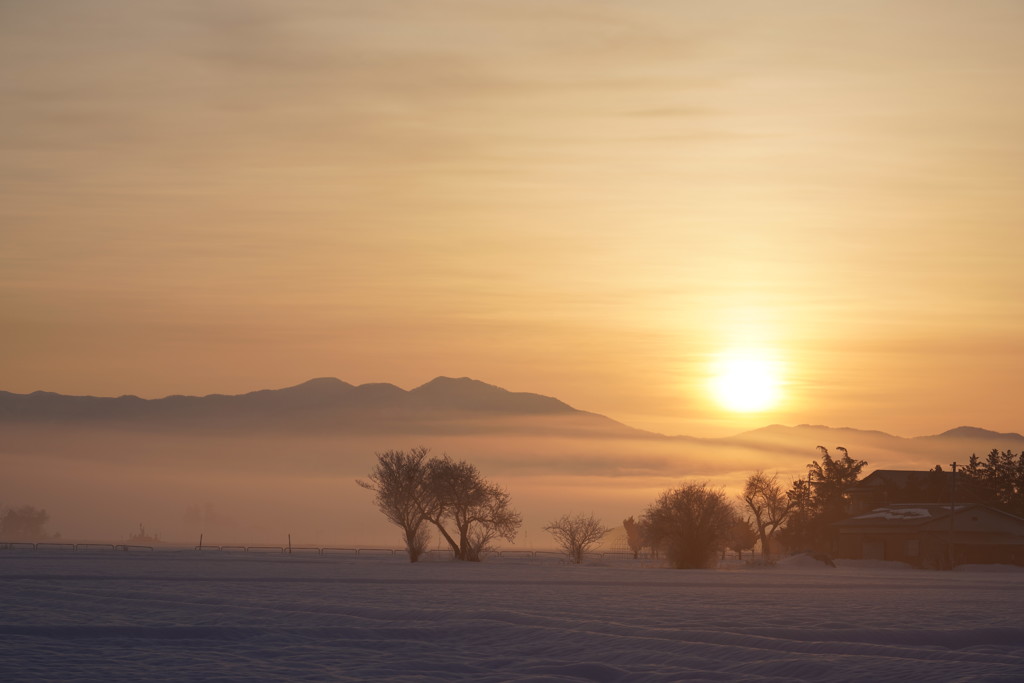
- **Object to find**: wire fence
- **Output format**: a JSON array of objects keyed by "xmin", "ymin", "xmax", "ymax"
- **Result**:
[{"xmin": 0, "ymin": 540, "xmax": 651, "ymax": 562}]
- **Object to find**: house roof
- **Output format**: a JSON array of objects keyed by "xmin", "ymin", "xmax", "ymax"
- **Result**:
[
  {"xmin": 834, "ymin": 503, "xmax": 1024, "ymax": 546},
  {"xmin": 833, "ymin": 503, "xmax": 966, "ymax": 529},
  {"xmin": 845, "ymin": 469, "xmax": 989, "ymax": 503},
  {"xmin": 847, "ymin": 469, "xmax": 950, "ymax": 491}
]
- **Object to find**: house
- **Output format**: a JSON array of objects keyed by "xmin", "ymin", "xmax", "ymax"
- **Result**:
[
  {"xmin": 844, "ymin": 468, "xmax": 987, "ymax": 516},
  {"xmin": 832, "ymin": 503, "xmax": 1024, "ymax": 568}
]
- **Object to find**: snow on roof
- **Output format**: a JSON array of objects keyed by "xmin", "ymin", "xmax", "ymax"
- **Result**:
[
  {"xmin": 838, "ymin": 504, "xmax": 978, "ymax": 527},
  {"xmin": 856, "ymin": 507, "xmax": 934, "ymax": 521}
]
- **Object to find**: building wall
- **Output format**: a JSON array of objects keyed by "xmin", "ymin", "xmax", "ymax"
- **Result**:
[{"xmin": 836, "ymin": 528, "xmax": 1023, "ymax": 567}]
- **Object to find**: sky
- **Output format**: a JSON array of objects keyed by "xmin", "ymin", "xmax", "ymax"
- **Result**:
[{"xmin": 3, "ymin": 0, "xmax": 1024, "ymax": 439}]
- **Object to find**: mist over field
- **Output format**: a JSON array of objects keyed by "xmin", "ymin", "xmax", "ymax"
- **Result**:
[
  {"xmin": 4, "ymin": 3, "xmax": 1024, "ymax": 679},
  {"xmin": 3, "ymin": 423, "xmax": 725, "ymax": 545},
  {"xmin": 4, "ymin": 380, "xmax": 1018, "ymax": 547}
]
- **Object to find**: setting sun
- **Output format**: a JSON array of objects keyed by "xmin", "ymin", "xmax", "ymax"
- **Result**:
[
  {"xmin": 709, "ymin": 351, "xmax": 783, "ymax": 413},
  {"xmin": 3, "ymin": 4, "xmax": 1024, "ymax": 678}
]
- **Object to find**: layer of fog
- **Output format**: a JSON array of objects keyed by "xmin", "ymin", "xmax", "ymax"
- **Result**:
[{"xmin": 0, "ymin": 422, "xmax": 981, "ymax": 547}]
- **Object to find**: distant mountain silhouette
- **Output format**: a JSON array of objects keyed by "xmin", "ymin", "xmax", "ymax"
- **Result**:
[
  {"xmin": 2, "ymin": 378, "xmax": 1022, "ymax": 451},
  {"xmin": 407, "ymin": 377, "xmax": 577, "ymax": 415},
  {"xmin": 724, "ymin": 422, "xmax": 1024, "ymax": 448},
  {"xmin": 918, "ymin": 426, "xmax": 1024, "ymax": 441},
  {"xmin": 708, "ymin": 422, "xmax": 1024, "ymax": 472},
  {"xmin": 731, "ymin": 423, "xmax": 900, "ymax": 442},
  {"xmin": 0, "ymin": 377, "xmax": 645, "ymax": 437}
]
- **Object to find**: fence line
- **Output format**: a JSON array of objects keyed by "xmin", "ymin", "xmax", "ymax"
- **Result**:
[
  {"xmin": 1, "ymin": 541, "xmax": 650, "ymax": 562},
  {"xmin": 288, "ymin": 546, "xmax": 321, "ymax": 555}
]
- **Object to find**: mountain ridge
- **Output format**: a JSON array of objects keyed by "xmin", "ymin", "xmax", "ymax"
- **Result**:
[
  {"xmin": 1, "ymin": 377, "xmax": 1022, "ymax": 445},
  {"xmin": 0, "ymin": 376, "xmax": 645, "ymax": 437},
  {"xmin": 917, "ymin": 426, "xmax": 1024, "ymax": 441}
]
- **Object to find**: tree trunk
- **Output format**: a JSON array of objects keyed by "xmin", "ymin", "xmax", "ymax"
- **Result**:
[{"xmin": 427, "ymin": 517, "xmax": 460, "ymax": 558}]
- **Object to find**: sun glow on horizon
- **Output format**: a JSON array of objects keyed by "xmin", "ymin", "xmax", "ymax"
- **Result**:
[{"xmin": 708, "ymin": 350, "xmax": 784, "ymax": 413}]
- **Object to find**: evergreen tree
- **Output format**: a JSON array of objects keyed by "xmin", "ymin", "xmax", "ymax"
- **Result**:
[
  {"xmin": 777, "ymin": 446, "xmax": 866, "ymax": 553},
  {"xmin": 961, "ymin": 450, "xmax": 1024, "ymax": 517}
]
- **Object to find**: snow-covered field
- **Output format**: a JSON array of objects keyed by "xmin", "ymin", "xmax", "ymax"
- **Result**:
[{"xmin": 2, "ymin": 550, "xmax": 1022, "ymax": 682}]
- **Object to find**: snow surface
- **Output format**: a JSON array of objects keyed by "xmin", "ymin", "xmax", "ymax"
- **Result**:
[{"xmin": 2, "ymin": 550, "xmax": 1023, "ymax": 682}]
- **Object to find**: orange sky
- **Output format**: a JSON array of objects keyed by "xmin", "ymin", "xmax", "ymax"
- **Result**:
[{"xmin": 3, "ymin": 1, "xmax": 1024, "ymax": 438}]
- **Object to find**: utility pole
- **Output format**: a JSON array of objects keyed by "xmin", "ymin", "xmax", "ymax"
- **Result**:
[
  {"xmin": 806, "ymin": 470, "xmax": 815, "ymax": 551},
  {"xmin": 948, "ymin": 461, "xmax": 957, "ymax": 569}
]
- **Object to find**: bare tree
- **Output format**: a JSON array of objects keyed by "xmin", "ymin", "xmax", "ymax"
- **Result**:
[
  {"xmin": 642, "ymin": 482, "xmax": 735, "ymax": 569},
  {"xmin": 622, "ymin": 516, "xmax": 645, "ymax": 559},
  {"xmin": 723, "ymin": 513, "xmax": 757, "ymax": 560},
  {"xmin": 360, "ymin": 450, "xmax": 522, "ymax": 562},
  {"xmin": 741, "ymin": 470, "xmax": 794, "ymax": 561},
  {"xmin": 357, "ymin": 447, "xmax": 432, "ymax": 562},
  {"xmin": 0, "ymin": 505, "xmax": 51, "ymax": 541},
  {"xmin": 423, "ymin": 456, "xmax": 521, "ymax": 561},
  {"xmin": 545, "ymin": 513, "xmax": 613, "ymax": 564}
]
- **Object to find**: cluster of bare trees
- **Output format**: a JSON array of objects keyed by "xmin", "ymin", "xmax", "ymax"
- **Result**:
[
  {"xmin": 543, "ymin": 495, "xmax": 748, "ymax": 568},
  {"xmin": 616, "ymin": 483, "xmax": 753, "ymax": 569},
  {"xmin": 537, "ymin": 484, "xmax": 754, "ymax": 569},
  {"xmin": 360, "ymin": 445, "xmax": 870, "ymax": 568},
  {"xmin": 568, "ymin": 447, "xmax": 869, "ymax": 568},
  {"xmin": 358, "ymin": 447, "xmax": 521, "ymax": 562},
  {"xmin": 738, "ymin": 446, "xmax": 868, "ymax": 559}
]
